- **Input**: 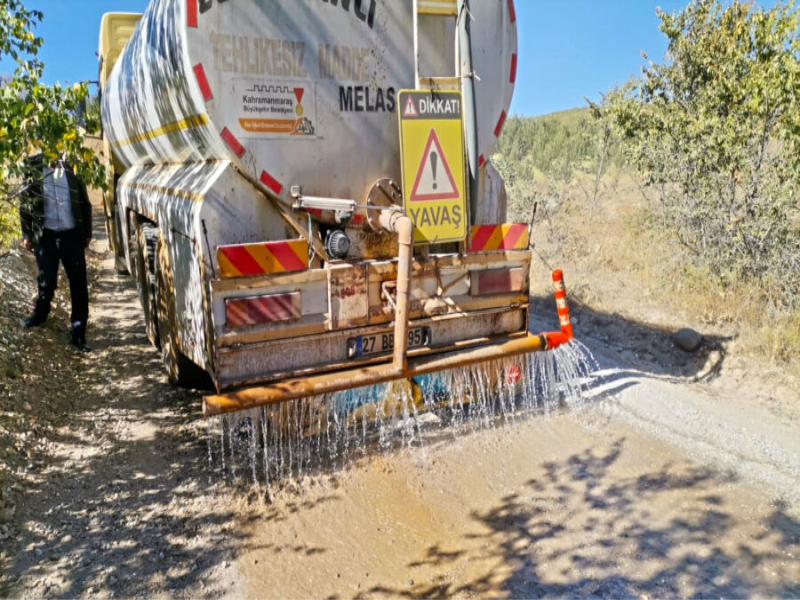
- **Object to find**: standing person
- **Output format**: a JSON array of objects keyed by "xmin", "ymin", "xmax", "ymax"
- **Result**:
[{"xmin": 19, "ymin": 154, "xmax": 93, "ymax": 353}]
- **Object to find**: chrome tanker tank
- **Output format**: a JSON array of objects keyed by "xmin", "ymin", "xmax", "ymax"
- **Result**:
[{"xmin": 101, "ymin": 0, "xmax": 517, "ymax": 207}]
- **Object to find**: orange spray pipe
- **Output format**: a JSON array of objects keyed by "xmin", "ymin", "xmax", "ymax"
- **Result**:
[
  {"xmin": 552, "ymin": 269, "xmax": 574, "ymax": 339},
  {"xmin": 540, "ymin": 270, "xmax": 574, "ymax": 350}
]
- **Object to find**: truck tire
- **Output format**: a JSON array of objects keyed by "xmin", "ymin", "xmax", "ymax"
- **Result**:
[
  {"xmin": 103, "ymin": 192, "xmax": 114, "ymax": 252},
  {"xmin": 132, "ymin": 222, "xmax": 161, "ymax": 349},
  {"xmin": 155, "ymin": 237, "xmax": 210, "ymax": 389},
  {"xmin": 109, "ymin": 199, "xmax": 128, "ymax": 275},
  {"xmin": 129, "ymin": 225, "xmax": 144, "ymax": 310}
]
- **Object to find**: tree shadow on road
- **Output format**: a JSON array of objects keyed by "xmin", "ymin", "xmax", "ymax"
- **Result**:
[{"xmin": 357, "ymin": 439, "xmax": 799, "ymax": 599}]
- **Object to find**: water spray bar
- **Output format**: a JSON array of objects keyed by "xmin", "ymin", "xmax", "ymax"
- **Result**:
[
  {"xmin": 203, "ymin": 268, "xmax": 576, "ymax": 417},
  {"xmin": 203, "ymin": 333, "xmax": 546, "ymax": 416}
]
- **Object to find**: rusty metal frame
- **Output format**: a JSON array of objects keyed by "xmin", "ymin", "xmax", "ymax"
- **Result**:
[
  {"xmin": 214, "ymin": 306, "xmax": 528, "ymax": 389},
  {"xmin": 203, "ymin": 265, "xmax": 575, "ymax": 417}
]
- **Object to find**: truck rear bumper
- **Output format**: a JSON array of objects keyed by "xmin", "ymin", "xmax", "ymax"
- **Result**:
[
  {"xmin": 203, "ymin": 332, "xmax": 546, "ymax": 416},
  {"xmin": 214, "ymin": 305, "xmax": 527, "ymax": 390}
]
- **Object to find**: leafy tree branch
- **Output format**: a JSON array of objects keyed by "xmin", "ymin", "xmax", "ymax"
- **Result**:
[
  {"xmin": 601, "ymin": 0, "xmax": 799, "ymax": 310},
  {"xmin": 0, "ymin": 0, "xmax": 107, "ymax": 247}
]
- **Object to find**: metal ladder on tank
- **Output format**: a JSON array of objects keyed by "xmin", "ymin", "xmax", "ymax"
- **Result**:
[{"xmin": 412, "ymin": 0, "xmax": 482, "ymax": 239}]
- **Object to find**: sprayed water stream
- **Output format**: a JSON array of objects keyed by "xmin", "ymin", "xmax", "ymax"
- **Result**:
[{"xmin": 207, "ymin": 341, "xmax": 599, "ymax": 495}]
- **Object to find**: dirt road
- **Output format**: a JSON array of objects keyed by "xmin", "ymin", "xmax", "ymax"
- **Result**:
[{"xmin": 1, "ymin": 212, "xmax": 797, "ymax": 598}]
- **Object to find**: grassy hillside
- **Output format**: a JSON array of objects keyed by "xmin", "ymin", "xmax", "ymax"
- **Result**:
[
  {"xmin": 494, "ymin": 109, "xmax": 799, "ymax": 373},
  {"xmin": 493, "ymin": 108, "xmax": 598, "ymax": 184},
  {"xmin": 493, "ymin": 108, "xmax": 624, "ymax": 222}
]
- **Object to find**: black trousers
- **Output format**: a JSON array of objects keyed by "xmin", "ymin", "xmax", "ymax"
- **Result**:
[{"xmin": 33, "ymin": 228, "xmax": 89, "ymax": 339}]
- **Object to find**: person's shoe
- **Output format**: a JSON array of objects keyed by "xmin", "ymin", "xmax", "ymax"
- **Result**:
[
  {"xmin": 68, "ymin": 333, "xmax": 92, "ymax": 354},
  {"xmin": 23, "ymin": 314, "xmax": 46, "ymax": 329}
]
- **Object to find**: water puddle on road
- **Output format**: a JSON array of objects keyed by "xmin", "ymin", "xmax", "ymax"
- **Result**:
[{"xmin": 207, "ymin": 341, "xmax": 599, "ymax": 496}]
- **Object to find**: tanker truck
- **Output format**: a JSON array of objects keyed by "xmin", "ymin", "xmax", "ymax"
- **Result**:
[{"xmin": 97, "ymin": 0, "xmax": 574, "ymax": 417}]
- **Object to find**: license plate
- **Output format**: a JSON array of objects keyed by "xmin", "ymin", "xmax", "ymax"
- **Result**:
[{"xmin": 348, "ymin": 327, "xmax": 431, "ymax": 358}]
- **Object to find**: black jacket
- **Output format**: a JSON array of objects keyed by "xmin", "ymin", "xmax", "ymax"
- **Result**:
[{"xmin": 20, "ymin": 155, "xmax": 93, "ymax": 245}]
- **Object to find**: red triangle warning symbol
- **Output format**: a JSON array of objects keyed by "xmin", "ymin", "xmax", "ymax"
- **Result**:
[
  {"xmin": 409, "ymin": 129, "xmax": 460, "ymax": 202},
  {"xmin": 403, "ymin": 96, "xmax": 418, "ymax": 118}
]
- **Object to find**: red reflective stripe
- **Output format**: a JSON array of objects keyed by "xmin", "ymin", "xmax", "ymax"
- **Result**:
[
  {"xmin": 508, "ymin": 0, "xmax": 516, "ymax": 23},
  {"xmin": 510, "ymin": 53, "xmax": 518, "ymax": 84},
  {"xmin": 476, "ymin": 270, "xmax": 524, "ymax": 295},
  {"xmin": 468, "ymin": 225, "xmax": 495, "ymax": 252},
  {"xmin": 226, "ymin": 303, "xmax": 247, "ymax": 328},
  {"xmin": 260, "ymin": 170, "xmax": 283, "ymax": 196},
  {"xmin": 479, "ymin": 271, "xmax": 513, "ymax": 294},
  {"xmin": 494, "ymin": 110, "xmax": 507, "ymax": 138},
  {"xmin": 187, "ymin": 0, "xmax": 198, "ymax": 27},
  {"xmin": 478, "ymin": 154, "xmax": 485, "ymax": 167},
  {"xmin": 219, "ymin": 245, "xmax": 263, "ymax": 277},
  {"xmin": 221, "ymin": 127, "xmax": 245, "ymax": 157},
  {"xmin": 253, "ymin": 296, "xmax": 292, "ymax": 322},
  {"xmin": 500, "ymin": 223, "xmax": 527, "ymax": 249},
  {"xmin": 218, "ymin": 241, "xmax": 308, "ymax": 278},
  {"xmin": 193, "ymin": 64, "xmax": 213, "ymax": 101},
  {"xmin": 268, "ymin": 242, "xmax": 306, "ymax": 273},
  {"xmin": 226, "ymin": 295, "xmax": 299, "ymax": 328}
]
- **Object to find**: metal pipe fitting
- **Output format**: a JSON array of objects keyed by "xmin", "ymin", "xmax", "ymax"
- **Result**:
[{"xmin": 377, "ymin": 209, "xmax": 414, "ymax": 372}]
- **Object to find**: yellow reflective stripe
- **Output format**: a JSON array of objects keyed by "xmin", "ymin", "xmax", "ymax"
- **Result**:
[
  {"xmin": 287, "ymin": 239, "xmax": 308, "ymax": 267},
  {"xmin": 216, "ymin": 240, "xmax": 309, "ymax": 279},
  {"xmin": 418, "ymin": 0, "xmax": 458, "ymax": 16},
  {"xmin": 117, "ymin": 181, "xmax": 203, "ymax": 203},
  {"xmin": 483, "ymin": 227, "xmax": 506, "ymax": 251},
  {"xmin": 217, "ymin": 252, "xmax": 242, "ymax": 279},
  {"xmin": 112, "ymin": 114, "xmax": 210, "ymax": 148},
  {"xmin": 246, "ymin": 245, "xmax": 287, "ymax": 275}
]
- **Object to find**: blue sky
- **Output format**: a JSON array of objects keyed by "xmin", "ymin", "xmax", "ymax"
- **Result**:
[
  {"xmin": 0, "ymin": 0, "xmax": 753, "ymax": 116},
  {"xmin": 514, "ymin": 0, "xmax": 688, "ymax": 115}
]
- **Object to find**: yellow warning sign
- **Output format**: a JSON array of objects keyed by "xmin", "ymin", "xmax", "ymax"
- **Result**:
[{"xmin": 399, "ymin": 90, "xmax": 467, "ymax": 245}]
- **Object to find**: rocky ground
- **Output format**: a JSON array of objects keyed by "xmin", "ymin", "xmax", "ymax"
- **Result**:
[{"xmin": 0, "ymin": 205, "xmax": 797, "ymax": 598}]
